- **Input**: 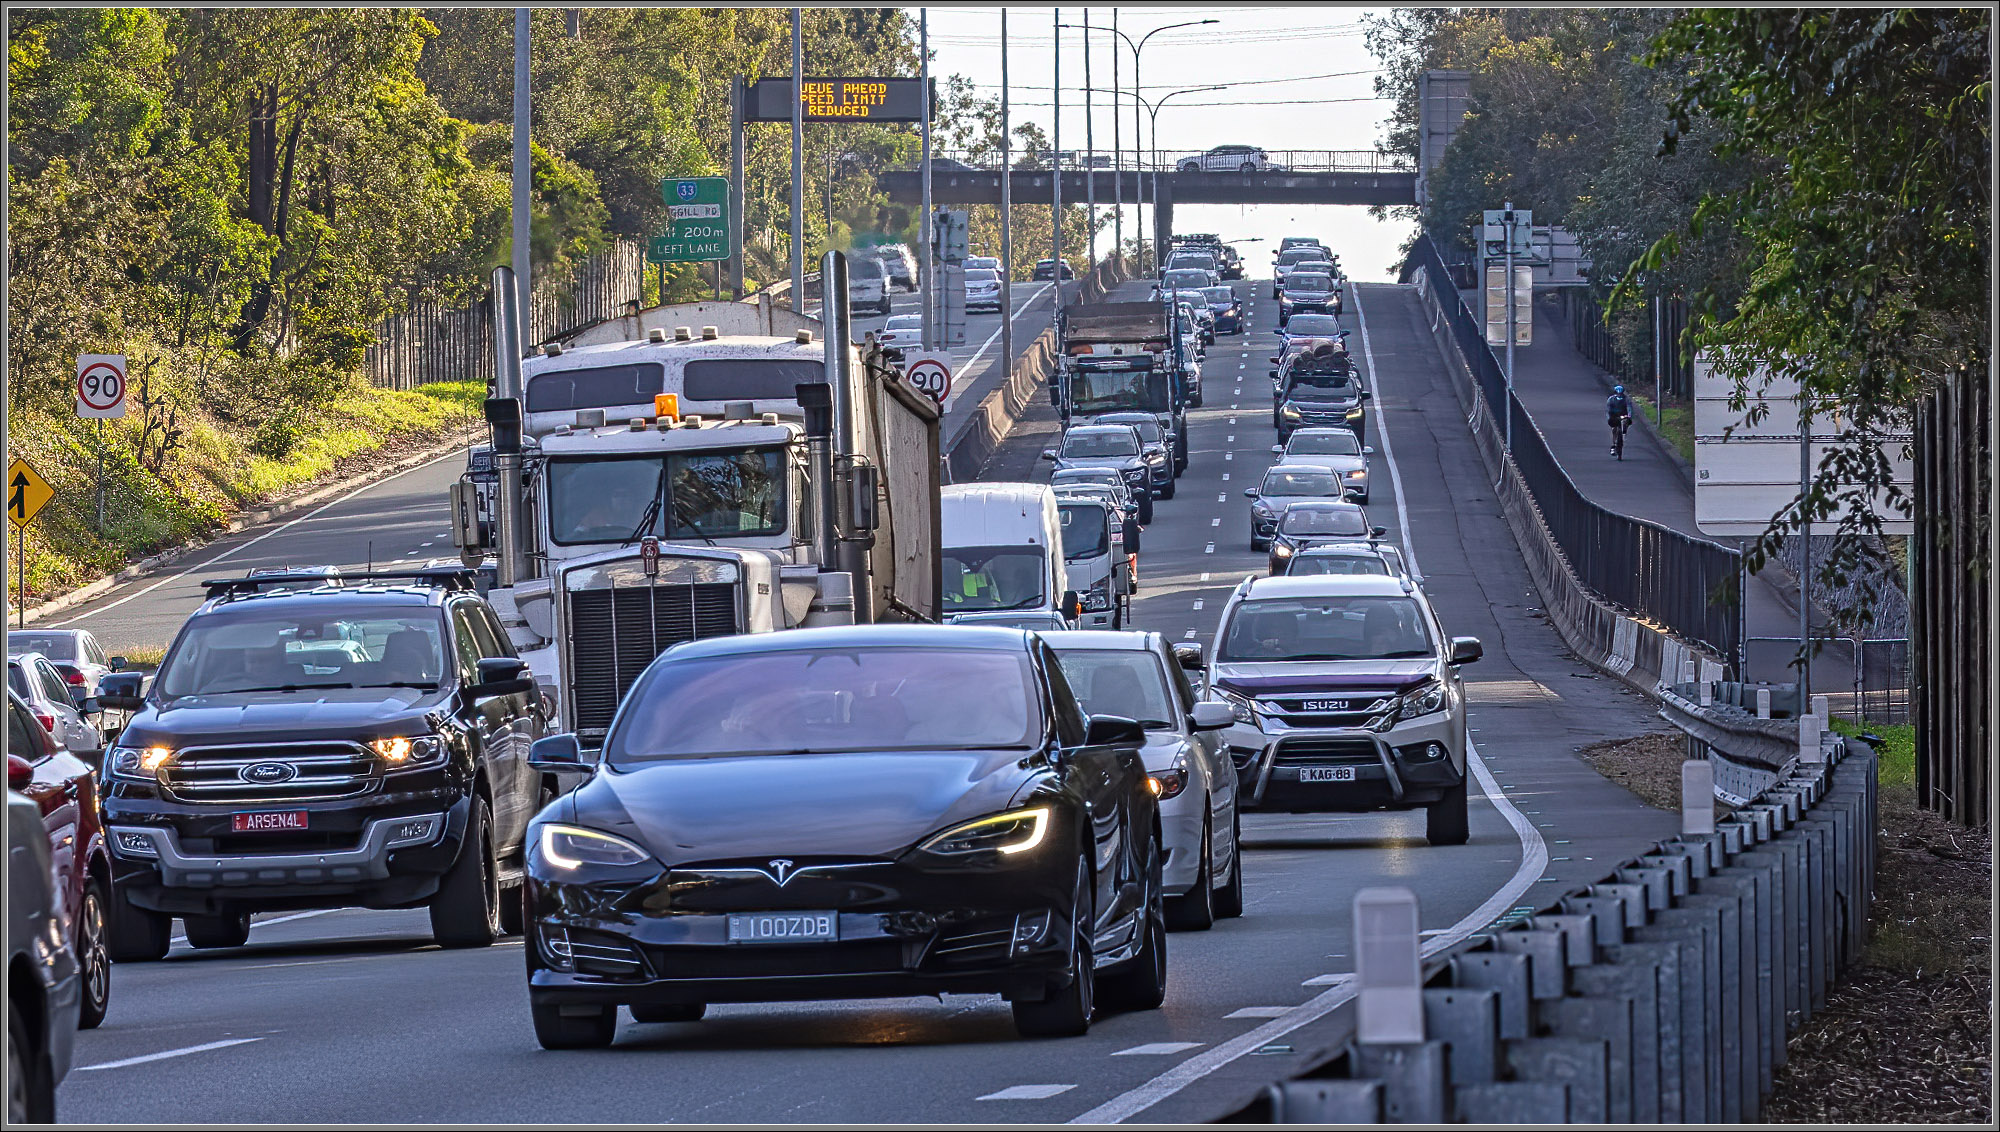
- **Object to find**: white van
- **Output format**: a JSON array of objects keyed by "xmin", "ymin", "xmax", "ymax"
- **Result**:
[
  {"xmin": 848, "ymin": 256, "xmax": 893, "ymax": 315},
  {"xmin": 941, "ymin": 483, "xmax": 1077, "ymax": 629}
]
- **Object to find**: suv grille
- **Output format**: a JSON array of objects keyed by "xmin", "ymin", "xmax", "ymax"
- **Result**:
[
  {"xmin": 1272, "ymin": 738, "xmax": 1381, "ymax": 766},
  {"xmin": 568, "ymin": 583, "xmax": 739, "ymax": 740},
  {"xmin": 1260, "ymin": 695, "xmax": 1394, "ymax": 729},
  {"xmin": 162, "ymin": 743, "xmax": 376, "ymax": 803}
]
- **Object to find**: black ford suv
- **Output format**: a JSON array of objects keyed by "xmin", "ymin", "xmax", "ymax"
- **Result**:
[
  {"xmin": 94, "ymin": 569, "xmax": 551, "ymax": 959},
  {"xmin": 1204, "ymin": 573, "xmax": 1482, "ymax": 845}
]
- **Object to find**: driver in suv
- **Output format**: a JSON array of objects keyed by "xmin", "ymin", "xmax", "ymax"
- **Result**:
[{"xmin": 1203, "ymin": 573, "xmax": 1483, "ymax": 845}]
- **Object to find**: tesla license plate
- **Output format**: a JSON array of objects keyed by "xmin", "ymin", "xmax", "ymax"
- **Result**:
[
  {"xmin": 1298, "ymin": 766, "xmax": 1357, "ymax": 783},
  {"xmin": 728, "ymin": 912, "xmax": 839, "ymax": 944},
  {"xmin": 232, "ymin": 811, "xmax": 309, "ymax": 832}
]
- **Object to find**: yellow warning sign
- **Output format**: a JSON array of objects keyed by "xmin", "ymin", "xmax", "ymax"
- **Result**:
[{"xmin": 8, "ymin": 457, "xmax": 54, "ymax": 528}]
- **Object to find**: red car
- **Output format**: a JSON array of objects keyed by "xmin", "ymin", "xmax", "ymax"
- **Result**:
[{"xmin": 8, "ymin": 690, "xmax": 112, "ymax": 1028}]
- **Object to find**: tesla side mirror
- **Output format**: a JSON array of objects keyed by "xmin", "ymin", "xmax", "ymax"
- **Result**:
[
  {"xmin": 108, "ymin": 656, "xmax": 127, "ymax": 672},
  {"xmin": 7, "ymin": 754, "xmax": 31, "ymax": 790},
  {"xmin": 1083, "ymin": 714, "xmax": 1146, "ymax": 748},
  {"xmin": 472, "ymin": 657, "xmax": 535, "ymax": 698},
  {"xmin": 1372, "ymin": 526, "xmax": 1388, "ymax": 538},
  {"xmin": 1449, "ymin": 637, "xmax": 1485, "ymax": 666},
  {"xmin": 97, "ymin": 671, "xmax": 144, "ymax": 712},
  {"xmin": 1189, "ymin": 702, "xmax": 1234, "ymax": 731},
  {"xmin": 1041, "ymin": 449, "xmax": 1058, "ymax": 461},
  {"xmin": 1171, "ymin": 642, "xmax": 1205, "ymax": 670},
  {"xmin": 528, "ymin": 733, "xmax": 585, "ymax": 771}
]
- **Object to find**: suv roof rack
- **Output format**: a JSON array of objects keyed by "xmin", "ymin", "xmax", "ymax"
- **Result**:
[{"xmin": 202, "ymin": 567, "xmax": 480, "ymax": 599}]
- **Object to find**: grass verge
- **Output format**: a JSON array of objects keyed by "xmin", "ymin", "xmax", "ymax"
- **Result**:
[
  {"xmin": 1627, "ymin": 391, "xmax": 1695, "ymax": 466},
  {"xmin": 1576, "ymin": 724, "xmax": 1990, "ymax": 1124}
]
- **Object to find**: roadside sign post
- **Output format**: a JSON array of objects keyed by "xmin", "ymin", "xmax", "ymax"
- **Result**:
[
  {"xmin": 77, "ymin": 354, "xmax": 128, "ymax": 533},
  {"xmin": 1482, "ymin": 206, "xmax": 1533, "ymax": 456},
  {"xmin": 8, "ymin": 456, "xmax": 54, "ymax": 626},
  {"xmin": 649, "ymin": 177, "xmax": 732, "ymax": 266}
]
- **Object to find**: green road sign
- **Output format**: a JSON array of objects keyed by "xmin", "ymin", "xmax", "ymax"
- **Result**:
[{"xmin": 651, "ymin": 177, "xmax": 731, "ymax": 263}]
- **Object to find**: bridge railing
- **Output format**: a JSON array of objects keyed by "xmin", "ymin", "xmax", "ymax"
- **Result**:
[{"xmin": 919, "ymin": 149, "xmax": 1415, "ymax": 174}]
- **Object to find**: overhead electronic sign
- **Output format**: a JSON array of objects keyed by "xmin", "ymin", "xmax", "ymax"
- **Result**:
[{"xmin": 748, "ymin": 77, "xmax": 930, "ymax": 123}]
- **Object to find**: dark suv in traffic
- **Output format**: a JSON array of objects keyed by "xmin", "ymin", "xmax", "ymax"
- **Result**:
[{"xmin": 95, "ymin": 569, "xmax": 551, "ymax": 959}]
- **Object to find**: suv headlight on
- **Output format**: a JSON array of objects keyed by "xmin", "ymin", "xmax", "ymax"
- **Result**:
[
  {"xmin": 1144, "ymin": 445, "xmax": 1167, "ymax": 466},
  {"xmin": 106, "ymin": 744, "xmax": 174, "ymax": 782},
  {"xmin": 371, "ymin": 734, "xmax": 449, "ymax": 768},
  {"xmin": 1393, "ymin": 679, "xmax": 1450, "ymax": 722},
  {"xmin": 1280, "ymin": 404, "xmax": 1303, "ymax": 420},
  {"xmin": 1212, "ymin": 687, "xmax": 1257, "ymax": 724}
]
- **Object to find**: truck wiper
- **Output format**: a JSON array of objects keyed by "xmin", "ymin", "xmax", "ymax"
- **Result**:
[{"xmin": 623, "ymin": 460, "xmax": 671, "ymax": 546}]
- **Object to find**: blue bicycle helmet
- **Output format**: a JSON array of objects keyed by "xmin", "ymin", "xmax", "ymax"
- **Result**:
[{"xmin": 1613, "ymin": 385, "xmax": 1624, "ymax": 394}]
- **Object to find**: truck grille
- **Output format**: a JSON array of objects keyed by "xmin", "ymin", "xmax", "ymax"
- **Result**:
[
  {"xmin": 162, "ymin": 743, "xmax": 376, "ymax": 803},
  {"xmin": 568, "ymin": 583, "xmax": 740, "ymax": 739}
]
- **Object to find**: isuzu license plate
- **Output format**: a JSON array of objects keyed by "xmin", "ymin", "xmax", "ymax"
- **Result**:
[
  {"xmin": 728, "ymin": 912, "xmax": 839, "ymax": 944},
  {"xmin": 1298, "ymin": 766, "xmax": 1357, "ymax": 783}
]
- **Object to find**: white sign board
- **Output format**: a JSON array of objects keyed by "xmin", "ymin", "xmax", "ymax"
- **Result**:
[
  {"xmin": 1483, "ymin": 265, "xmax": 1532, "ymax": 347},
  {"xmin": 76, "ymin": 354, "xmax": 128, "ymax": 418},
  {"xmin": 904, "ymin": 352, "xmax": 953, "ymax": 405},
  {"xmin": 1692, "ymin": 351, "xmax": 1914, "ymax": 536}
]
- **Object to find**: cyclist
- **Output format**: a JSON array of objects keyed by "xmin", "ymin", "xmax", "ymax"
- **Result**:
[{"xmin": 1607, "ymin": 384, "xmax": 1633, "ymax": 456}]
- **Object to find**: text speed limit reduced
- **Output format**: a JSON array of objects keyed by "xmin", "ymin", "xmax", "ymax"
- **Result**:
[{"xmin": 77, "ymin": 354, "xmax": 128, "ymax": 418}]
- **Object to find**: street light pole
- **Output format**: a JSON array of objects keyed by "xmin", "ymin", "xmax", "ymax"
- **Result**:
[
  {"xmin": 1083, "ymin": 10, "xmax": 1095, "ymax": 267},
  {"xmin": 1111, "ymin": 10, "xmax": 1121, "ymax": 266},
  {"xmin": 1052, "ymin": 7, "xmax": 1062, "ymax": 319},
  {"xmin": 789, "ymin": 7, "xmax": 804, "ymax": 312},
  {"xmin": 1000, "ymin": 8, "xmax": 1012, "ymax": 388}
]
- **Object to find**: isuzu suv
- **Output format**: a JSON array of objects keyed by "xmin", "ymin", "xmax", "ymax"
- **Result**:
[
  {"xmin": 1203, "ymin": 574, "xmax": 1482, "ymax": 845},
  {"xmin": 94, "ymin": 569, "xmax": 552, "ymax": 959}
]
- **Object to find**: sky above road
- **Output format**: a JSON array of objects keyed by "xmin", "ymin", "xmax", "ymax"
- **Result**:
[{"xmin": 906, "ymin": 5, "xmax": 1416, "ymax": 280}]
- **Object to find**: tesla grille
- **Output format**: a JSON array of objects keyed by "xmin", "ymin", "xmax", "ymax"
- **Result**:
[
  {"xmin": 1272, "ymin": 738, "xmax": 1381, "ymax": 766},
  {"xmin": 162, "ymin": 743, "xmax": 375, "ymax": 803},
  {"xmin": 568, "ymin": 583, "xmax": 739, "ymax": 739}
]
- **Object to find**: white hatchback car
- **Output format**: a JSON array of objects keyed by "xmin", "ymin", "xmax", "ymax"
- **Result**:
[{"xmin": 963, "ymin": 267, "xmax": 1003, "ymax": 312}]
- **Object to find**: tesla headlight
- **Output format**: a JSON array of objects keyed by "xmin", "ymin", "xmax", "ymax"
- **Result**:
[
  {"xmin": 1212, "ymin": 687, "xmax": 1256, "ymax": 724},
  {"xmin": 1395, "ymin": 679, "xmax": 1450, "ymax": 721},
  {"xmin": 106, "ymin": 744, "xmax": 174, "ymax": 781},
  {"xmin": 371, "ymin": 735, "xmax": 448, "ymax": 767},
  {"xmin": 917, "ymin": 807, "xmax": 1051, "ymax": 857},
  {"xmin": 537, "ymin": 824, "xmax": 654, "ymax": 871}
]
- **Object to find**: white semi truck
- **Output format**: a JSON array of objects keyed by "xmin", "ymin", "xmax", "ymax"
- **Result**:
[{"xmin": 450, "ymin": 254, "xmax": 942, "ymax": 747}]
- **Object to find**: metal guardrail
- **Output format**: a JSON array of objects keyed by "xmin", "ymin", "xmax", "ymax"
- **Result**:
[
  {"xmin": 1411, "ymin": 234, "xmax": 1743, "ymax": 659},
  {"xmin": 927, "ymin": 149, "xmax": 1414, "ymax": 174},
  {"xmin": 1237, "ymin": 726, "xmax": 1878, "ymax": 1123}
]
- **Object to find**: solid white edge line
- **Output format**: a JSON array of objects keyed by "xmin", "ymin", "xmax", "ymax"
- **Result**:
[
  {"xmin": 943, "ymin": 282, "xmax": 1053, "ymax": 410},
  {"xmin": 1067, "ymin": 281, "xmax": 1549, "ymax": 1126},
  {"xmin": 170, "ymin": 907, "xmax": 338, "ymax": 946},
  {"xmin": 76, "ymin": 1037, "xmax": 263, "ymax": 1072},
  {"xmin": 57, "ymin": 448, "xmax": 471, "ymax": 625}
]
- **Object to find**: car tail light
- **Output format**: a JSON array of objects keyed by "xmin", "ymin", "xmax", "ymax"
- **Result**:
[
  {"xmin": 34, "ymin": 712, "xmax": 55, "ymax": 734},
  {"xmin": 63, "ymin": 669, "xmax": 85, "ymax": 686}
]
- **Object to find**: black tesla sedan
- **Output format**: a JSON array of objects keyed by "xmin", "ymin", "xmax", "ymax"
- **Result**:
[{"xmin": 520, "ymin": 624, "xmax": 1167, "ymax": 1048}]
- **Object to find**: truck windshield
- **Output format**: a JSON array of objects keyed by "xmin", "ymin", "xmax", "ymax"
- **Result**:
[
  {"xmin": 942, "ymin": 545, "xmax": 1049, "ymax": 612},
  {"xmin": 1220, "ymin": 596, "xmax": 1434, "ymax": 662},
  {"xmin": 524, "ymin": 363, "xmax": 664, "ymax": 414},
  {"xmin": 1067, "ymin": 369, "xmax": 1155, "ymax": 415},
  {"xmin": 154, "ymin": 608, "xmax": 450, "ymax": 697},
  {"xmin": 681, "ymin": 358, "xmax": 827, "ymax": 403},
  {"xmin": 547, "ymin": 448, "xmax": 786, "ymax": 544},
  {"xmin": 606, "ymin": 647, "xmax": 1040, "ymax": 763},
  {"xmin": 1057, "ymin": 504, "xmax": 1109, "ymax": 560}
]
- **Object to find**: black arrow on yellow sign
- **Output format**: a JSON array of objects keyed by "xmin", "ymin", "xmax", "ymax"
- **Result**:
[{"xmin": 7, "ymin": 457, "xmax": 54, "ymax": 528}]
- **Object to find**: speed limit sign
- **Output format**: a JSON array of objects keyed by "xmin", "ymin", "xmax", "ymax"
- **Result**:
[
  {"xmin": 905, "ymin": 352, "xmax": 953, "ymax": 406},
  {"xmin": 76, "ymin": 354, "xmax": 128, "ymax": 418}
]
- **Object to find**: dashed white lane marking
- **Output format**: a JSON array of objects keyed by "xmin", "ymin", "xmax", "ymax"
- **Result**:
[
  {"xmin": 1200, "ymin": 572, "xmax": 1210, "ymax": 581},
  {"xmin": 1217, "ymin": 493, "xmax": 1227, "ymax": 503},
  {"xmin": 1225, "ymin": 1006, "xmax": 1294, "ymax": 1020},
  {"xmin": 1069, "ymin": 285, "xmax": 1551, "ymax": 1129},
  {"xmin": 1226, "ymin": 435, "xmax": 1235, "ymax": 443},
  {"xmin": 980, "ymin": 1084, "xmax": 1076, "ymax": 1101},
  {"xmin": 419, "ymin": 541, "xmax": 434, "ymax": 547},
  {"xmin": 1302, "ymin": 973, "xmax": 1353, "ymax": 987},
  {"xmin": 1203, "ymin": 542, "xmax": 1215, "ymax": 554},
  {"xmin": 1115, "ymin": 1042, "xmax": 1205, "ymax": 1056},
  {"xmin": 1191, "ymin": 599, "xmax": 1204, "ymax": 610},
  {"xmin": 1224, "ymin": 452, "xmax": 1233, "ymax": 461},
  {"xmin": 1229, "ymin": 416, "xmax": 1237, "ymax": 425},
  {"xmin": 1221, "ymin": 473, "xmax": 1229, "ymax": 481},
  {"xmin": 77, "ymin": 1038, "xmax": 264, "ymax": 1071},
  {"xmin": 1209, "ymin": 518, "xmax": 1221, "ymax": 528},
  {"xmin": 1183, "ymin": 629, "xmax": 1197, "ymax": 639}
]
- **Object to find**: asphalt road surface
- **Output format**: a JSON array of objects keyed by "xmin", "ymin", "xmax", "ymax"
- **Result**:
[{"xmin": 57, "ymin": 276, "xmax": 1678, "ymax": 1124}]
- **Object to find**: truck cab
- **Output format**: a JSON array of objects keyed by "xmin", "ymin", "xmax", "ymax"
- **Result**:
[{"xmin": 1055, "ymin": 495, "xmax": 1131, "ymax": 629}]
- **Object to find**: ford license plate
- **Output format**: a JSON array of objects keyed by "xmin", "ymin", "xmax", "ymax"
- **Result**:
[
  {"xmin": 728, "ymin": 912, "xmax": 839, "ymax": 944},
  {"xmin": 232, "ymin": 811, "xmax": 308, "ymax": 832},
  {"xmin": 1298, "ymin": 766, "xmax": 1357, "ymax": 783}
]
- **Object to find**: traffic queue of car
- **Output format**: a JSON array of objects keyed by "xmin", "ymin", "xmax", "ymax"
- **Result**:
[{"xmin": 8, "ymin": 242, "xmax": 1483, "ymax": 1092}]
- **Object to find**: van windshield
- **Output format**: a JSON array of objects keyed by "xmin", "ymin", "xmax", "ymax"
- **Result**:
[{"xmin": 942, "ymin": 546, "xmax": 1048, "ymax": 612}]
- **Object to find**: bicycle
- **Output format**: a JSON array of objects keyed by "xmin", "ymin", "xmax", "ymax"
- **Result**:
[{"xmin": 1610, "ymin": 414, "xmax": 1632, "ymax": 460}]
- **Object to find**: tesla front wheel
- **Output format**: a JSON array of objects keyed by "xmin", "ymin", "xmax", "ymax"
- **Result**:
[
  {"xmin": 1012, "ymin": 857, "xmax": 1095, "ymax": 1037},
  {"xmin": 532, "ymin": 1001, "xmax": 617, "ymax": 1049}
]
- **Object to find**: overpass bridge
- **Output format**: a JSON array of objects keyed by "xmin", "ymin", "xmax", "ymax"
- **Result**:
[{"xmin": 877, "ymin": 150, "xmax": 1416, "ymax": 261}]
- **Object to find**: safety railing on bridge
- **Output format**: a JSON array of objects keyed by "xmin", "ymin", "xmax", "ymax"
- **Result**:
[
  {"xmin": 921, "ymin": 149, "xmax": 1414, "ymax": 174},
  {"xmin": 1743, "ymin": 637, "xmax": 1911, "ymax": 725},
  {"xmin": 1411, "ymin": 233, "xmax": 1743, "ymax": 660}
]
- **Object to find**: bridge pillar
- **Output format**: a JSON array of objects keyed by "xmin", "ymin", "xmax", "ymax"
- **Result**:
[{"xmin": 1152, "ymin": 177, "xmax": 1173, "ymax": 271}]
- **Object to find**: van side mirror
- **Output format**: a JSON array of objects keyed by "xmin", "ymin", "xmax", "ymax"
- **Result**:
[
  {"xmin": 1449, "ymin": 637, "xmax": 1484, "ymax": 666},
  {"xmin": 98, "ymin": 671, "xmax": 144, "ymax": 712},
  {"xmin": 1062, "ymin": 590, "xmax": 1082, "ymax": 621},
  {"xmin": 528, "ymin": 733, "xmax": 585, "ymax": 771}
]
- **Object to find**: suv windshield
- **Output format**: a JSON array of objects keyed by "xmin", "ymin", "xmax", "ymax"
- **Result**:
[
  {"xmin": 1289, "ymin": 552, "xmax": 1390, "ymax": 577},
  {"xmin": 1288, "ymin": 273, "xmax": 1332, "ymax": 290},
  {"xmin": 1280, "ymin": 505, "xmax": 1368, "ymax": 536},
  {"xmin": 1220, "ymin": 596, "xmax": 1434, "ymax": 661},
  {"xmin": 607, "ymin": 647, "xmax": 1039, "ymax": 763},
  {"xmin": 1289, "ymin": 431, "xmax": 1362, "ymax": 457},
  {"xmin": 1058, "ymin": 503, "xmax": 1110, "ymax": 560},
  {"xmin": 1095, "ymin": 416, "xmax": 1161, "ymax": 444},
  {"xmin": 1052, "ymin": 649, "xmax": 1175, "ymax": 729},
  {"xmin": 1260, "ymin": 468, "xmax": 1343, "ymax": 497},
  {"xmin": 1279, "ymin": 248, "xmax": 1324, "ymax": 265},
  {"xmin": 1284, "ymin": 315, "xmax": 1340, "ymax": 337},
  {"xmin": 1288, "ymin": 372, "xmax": 1357, "ymax": 400},
  {"xmin": 1062, "ymin": 429, "xmax": 1139, "ymax": 458},
  {"xmin": 155, "ymin": 607, "xmax": 449, "ymax": 697},
  {"xmin": 943, "ymin": 545, "xmax": 1049, "ymax": 612},
  {"xmin": 1163, "ymin": 270, "xmax": 1211, "ymax": 290},
  {"xmin": 547, "ymin": 449, "xmax": 785, "ymax": 544}
]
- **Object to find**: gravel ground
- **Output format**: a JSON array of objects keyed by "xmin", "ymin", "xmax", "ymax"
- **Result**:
[{"xmin": 1577, "ymin": 733, "xmax": 1993, "ymax": 1125}]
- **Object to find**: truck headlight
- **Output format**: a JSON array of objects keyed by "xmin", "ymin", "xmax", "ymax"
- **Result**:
[
  {"xmin": 372, "ymin": 734, "xmax": 448, "ymax": 768},
  {"xmin": 106, "ymin": 744, "xmax": 173, "ymax": 781},
  {"xmin": 1144, "ymin": 447, "xmax": 1167, "ymax": 465}
]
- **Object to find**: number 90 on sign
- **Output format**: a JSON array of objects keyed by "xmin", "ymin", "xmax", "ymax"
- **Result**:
[
  {"xmin": 904, "ymin": 355, "xmax": 952, "ymax": 406},
  {"xmin": 76, "ymin": 354, "xmax": 128, "ymax": 418}
]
